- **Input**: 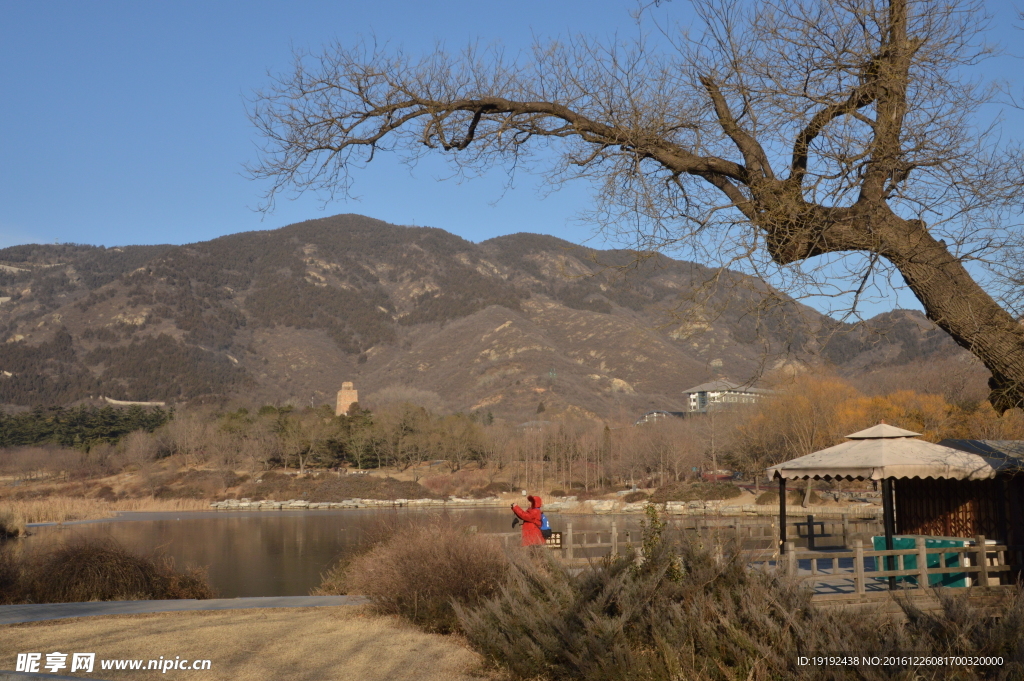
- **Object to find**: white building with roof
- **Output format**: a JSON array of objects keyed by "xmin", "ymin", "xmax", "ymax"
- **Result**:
[{"xmin": 682, "ymin": 380, "xmax": 770, "ymax": 412}]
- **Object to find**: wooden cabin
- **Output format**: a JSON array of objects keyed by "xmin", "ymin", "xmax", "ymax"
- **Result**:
[{"xmin": 767, "ymin": 426, "xmax": 1024, "ymax": 579}]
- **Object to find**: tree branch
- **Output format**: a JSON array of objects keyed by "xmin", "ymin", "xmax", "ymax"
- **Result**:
[{"xmin": 700, "ymin": 76, "xmax": 774, "ymax": 181}]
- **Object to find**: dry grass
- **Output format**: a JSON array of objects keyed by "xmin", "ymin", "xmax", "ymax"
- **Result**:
[
  {"xmin": 0, "ymin": 497, "xmax": 212, "ymax": 525},
  {"xmin": 0, "ymin": 606, "xmax": 498, "ymax": 681}
]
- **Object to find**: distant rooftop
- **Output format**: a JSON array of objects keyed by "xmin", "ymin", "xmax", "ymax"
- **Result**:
[
  {"xmin": 681, "ymin": 380, "xmax": 770, "ymax": 394},
  {"xmin": 938, "ymin": 439, "xmax": 1024, "ymax": 462}
]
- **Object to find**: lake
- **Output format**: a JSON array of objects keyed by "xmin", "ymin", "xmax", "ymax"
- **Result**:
[{"xmin": 25, "ymin": 509, "xmax": 647, "ymax": 598}]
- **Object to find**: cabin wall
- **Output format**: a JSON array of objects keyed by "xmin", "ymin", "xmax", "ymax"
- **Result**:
[{"xmin": 894, "ymin": 477, "xmax": 1008, "ymax": 540}]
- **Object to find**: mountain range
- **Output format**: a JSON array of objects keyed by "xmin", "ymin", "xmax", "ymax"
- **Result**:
[{"xmin": 0, "ymin": 214, "xmax": 982, "ymax": 421}]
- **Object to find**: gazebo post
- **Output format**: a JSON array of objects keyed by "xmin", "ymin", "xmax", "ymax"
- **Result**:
[
  {"xmin": 882, "ymin": 477, "xmax": 897, "ymax": 590},
  {"xmin": 997, "ymin": 476, "xmax": 1009, "ymax": 546},
  {"xmin": 778, "ymin": 476, "xmax": 787, "ymax": 555}
]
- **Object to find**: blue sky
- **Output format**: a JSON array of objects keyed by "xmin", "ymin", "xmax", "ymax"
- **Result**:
[
  {"xmin": 0, "ymin": 0, "xmax": 624, "ymax": 250},
  {"xmin": 2, "ymin": 1, "xmax": 1023, "ymax": 317}
]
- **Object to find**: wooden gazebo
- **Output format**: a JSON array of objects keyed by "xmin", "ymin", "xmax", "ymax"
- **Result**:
[{"xmin": 765, "ymin": 423, "xmax": 1024, "ymax": 579}]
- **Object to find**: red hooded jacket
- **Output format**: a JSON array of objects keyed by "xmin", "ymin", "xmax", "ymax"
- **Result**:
[{"xmin": 512, "ymin": 495, "xmax": 545, "ymax": 546}]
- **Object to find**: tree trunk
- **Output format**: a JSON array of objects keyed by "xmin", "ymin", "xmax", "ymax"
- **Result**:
[
  {"xmin": 755, "ymin": 194, "xmax": 1024, "ymax": 413},
  {"xmin": 883, "ymin": 220, "xmax": 1024, "ymax": 413}
]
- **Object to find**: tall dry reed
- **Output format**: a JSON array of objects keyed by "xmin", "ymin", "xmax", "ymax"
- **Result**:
[{"xmin": 0, "ymin": 497, "xmax": 211, "ymax": 525}]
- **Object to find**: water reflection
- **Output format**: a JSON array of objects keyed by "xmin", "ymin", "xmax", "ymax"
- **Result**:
[{"xmin": 27, "ymin": 509, "xmax": 642, "ymax": 598}]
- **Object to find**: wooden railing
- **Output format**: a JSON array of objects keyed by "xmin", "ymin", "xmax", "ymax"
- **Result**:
[
  {"xmin": 746, "ymin": 535, "xmax": 1012, "ymax": 593},
  {"xmin": 488, "ymin": 515, "xmax": 883, "ymax": 561},
  {"xmin": 490, "ymin": 521, "xmax": 634, "ymax": 560},
  {"xmin": 486, "ymin": 524, "xmax": 1013, "ymax": 594}
]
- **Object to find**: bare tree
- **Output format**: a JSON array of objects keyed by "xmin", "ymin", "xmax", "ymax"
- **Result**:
[
  {"xmin": 165, "ymin": 411, "xmax": 211, "ymax": 468},
  {"xmin": 249, "ymin": 0, "xmax": 1024, "ymax": 412},
  {"xmin": 239, "ymin": 419, "xmax": 280, "ymax": 479},
  {"xmin": 280, "ymin": 408, "xmax": 338, "ymax": 476},
  {"xmin": 118, "ymin": 430, "xmax": 160, "ymax": 471}
]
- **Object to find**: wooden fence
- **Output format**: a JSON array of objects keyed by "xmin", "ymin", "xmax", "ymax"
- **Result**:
[
  {"xmin": 489, "ymin": 514, "xmax": 883, "ymax": 559},
  {"xmin": 487, "ymin": 522, "xmax": 1018, "ymax": 597}
]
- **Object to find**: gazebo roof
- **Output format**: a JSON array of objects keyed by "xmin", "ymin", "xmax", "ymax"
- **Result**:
[
  {"xmin": 766, "ymin": 423, "xmax": 1024, "ymax": 481},
  {"xmin": 845, "ymin": 423, "xmax": 920, "ymax": 439}
]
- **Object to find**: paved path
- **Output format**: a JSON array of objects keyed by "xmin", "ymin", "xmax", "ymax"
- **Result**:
[{"xmin": 0, "ymin": 595, "xmax": 368, "ymax": 625}]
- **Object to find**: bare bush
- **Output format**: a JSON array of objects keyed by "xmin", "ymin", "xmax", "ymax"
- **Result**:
[
  {"xmin": 13, "ymin": 538, "xmax": 215, "ymax": 604},
  {"xmin": 165, "ymin": 411, "xmax": 213, "ymax": 467},
  {"xmin": 0, "ymin": 509, "xmax": 25, "ymax": 538},
  {"xmin": 116, "ymin": 429, "xmax": 160, "ymax": 470},
  {"xmin": 335, "ymin": 520, "xmax": 509, "ymax": 633},
  {"xmin": 0, "ymin": 444, "xmax": 81, "ymax": 481}
]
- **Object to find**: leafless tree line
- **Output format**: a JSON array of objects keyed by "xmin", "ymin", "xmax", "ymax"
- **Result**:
[{"xmin": 8, "ymin": 369, "xmax": 1024, "ymax": 495}]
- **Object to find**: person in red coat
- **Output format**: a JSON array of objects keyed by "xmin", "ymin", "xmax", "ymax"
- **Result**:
[{"xmin": 511, "ymin": 495, "xmax": 545, "ymax": 546}]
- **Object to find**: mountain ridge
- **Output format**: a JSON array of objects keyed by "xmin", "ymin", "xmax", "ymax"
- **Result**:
[{"xmin": 0, "ymin": 214, "xmax": 980, "ymax": 420}]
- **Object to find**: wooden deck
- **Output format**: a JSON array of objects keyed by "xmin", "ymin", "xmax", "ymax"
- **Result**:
[{"xmin": 810, "ymin": 585, "xmax": 1015, "ymax": 618}]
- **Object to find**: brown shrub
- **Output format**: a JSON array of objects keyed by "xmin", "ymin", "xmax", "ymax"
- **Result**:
[
  {"xmin": 573, "ymin": 487, "xmax": 621, "ymax": 501},
  {"xmin": 332, "ymin": 520, "xmax": 509, "ymax": 633},
  {"xmin": 622, "ymin": 491, "xmax": 649, "ymax": 503},
  {"xmin": 649, "ymin": 481, "xmax": 742, "ymax": 503},
  {"xmin": 158, "ymin": 558, "xmax": 216, "ymax": 600},
  {"xmin": 420, "ymin": 474, "xmax": 455, "ymax": 496},
  {"xmin": 15, "ymin": 538, "xmax": 215, "ymax": 603},
  {"xmin": 238, "ymin": 472, "xmax": 439, "ymax": 502},
  {"xmin": 472, "ymin": 481, "xmax": 513, "ymax": 497},
  {"xmin": 155, "ymin": 469, "xmax": 243, "ymax": 499},
  {"xmin": 0, "ymin": 545, "xmax": 19, "ymax": 604},
  {"xmin": 756, "ymin": 489, "xmax": 819, "ymax": 505},
  {"xmin": 93, "ymin": 485, "xmax": 119, "ymax": 502},
  {"xmin": 0, "ymin": 509, "xmax": 26, "ymax": 538}
]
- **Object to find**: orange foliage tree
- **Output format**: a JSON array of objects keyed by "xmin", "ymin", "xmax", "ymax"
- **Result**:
[{"xmin": 728, "ymin": 372, "xmax": 1024, "ymax": 485}]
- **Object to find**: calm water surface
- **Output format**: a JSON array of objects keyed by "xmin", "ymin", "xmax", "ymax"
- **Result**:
[{"xmin": 27, "ymin": 509, "xmax": 641, "ymax": 598}]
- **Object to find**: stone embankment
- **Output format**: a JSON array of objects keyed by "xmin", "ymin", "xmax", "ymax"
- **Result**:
[{"xmin": 210, "ymin": 497, "xmax": 882, "ymax": 518}]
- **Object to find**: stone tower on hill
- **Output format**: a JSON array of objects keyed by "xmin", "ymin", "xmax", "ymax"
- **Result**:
[{"xmin": 336, "ymin": 381, "xmax": 358, "ymax": 416}]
